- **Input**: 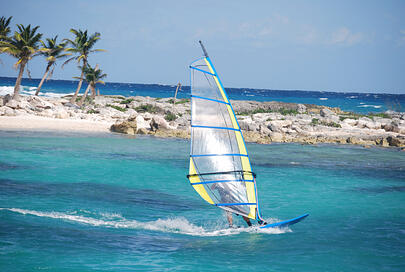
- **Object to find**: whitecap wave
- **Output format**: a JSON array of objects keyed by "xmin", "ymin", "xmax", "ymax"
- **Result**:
[
  {"xmin": 0, "ymin": 85, "xmax": 73, "ymax": 98},
  {"xmin": 0, "ymin": 208, "xmax": 289, "ymax": 236},
  {"xmin": 357, "ymin": 105, "xmax": 382, "ymax": 108},
  {"xmin": 319, "ymin": 97, "xmax": 328, "ymax": 100}
]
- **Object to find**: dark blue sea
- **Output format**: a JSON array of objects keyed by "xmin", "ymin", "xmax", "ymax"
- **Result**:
[{"xmin": 1, "ymin": 76, "xmax": 404, "ymax": 113}]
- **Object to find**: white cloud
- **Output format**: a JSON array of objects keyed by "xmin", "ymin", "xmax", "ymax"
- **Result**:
[
  {"xmin": 329, "ymin": 27, "xmax": 364, "ymax": 46},
  {"xmin": 297, "ymin": 26, "xmax": 319, "ymax": 45}
]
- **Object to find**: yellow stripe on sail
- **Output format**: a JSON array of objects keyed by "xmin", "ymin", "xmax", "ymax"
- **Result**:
[
  {"xmin": 204, "ymin": 58, "xmax": 257, "ymax": 220},
  {"xmin": 189, "ymin": 158, "xmax": 214, "ymax": 205}
]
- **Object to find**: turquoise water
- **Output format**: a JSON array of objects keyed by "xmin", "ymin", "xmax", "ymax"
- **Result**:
[{"xmin": 0, "ymin": 131, "xmax": 404, "ymax": 271}]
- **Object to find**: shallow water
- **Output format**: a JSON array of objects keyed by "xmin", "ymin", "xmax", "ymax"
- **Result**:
[{"xmin": 0, "ymin": 131, "xmax": 404, "ymax": 271}]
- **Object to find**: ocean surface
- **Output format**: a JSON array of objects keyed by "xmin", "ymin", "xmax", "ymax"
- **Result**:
[
  {"xmin": 1, "ymin": 76, "xmax": 404, "ymax": 114},
  {"xmin": 0, "ymin": 131, "xmax": 404, "ymax": 271}
]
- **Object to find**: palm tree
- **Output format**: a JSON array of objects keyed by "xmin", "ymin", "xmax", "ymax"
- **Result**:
[
  {"xmin": 0, "ymin": 24, "xmax": 42, "ymax": 99},
  {"xmin": 0, "ymin": 16, "xmax": 12, "ymax": 40},
  {"xmin": 35, "ymin": 36, "xmax": 70, "ymax": 95},
  {"xmin": 78, "ymin": 64, "xmax": 106, "ymax": 107},
  {"xmin": 0, "ymin": 16, "xmax": 13, "ymax": 64},
  {"xmin": 64, "ymin": 29, "xmax": 104, "ymax": 104}
]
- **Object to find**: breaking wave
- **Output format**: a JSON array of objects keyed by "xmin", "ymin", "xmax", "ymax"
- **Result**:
[
  {"xmin": 357, "ymin": 104, "xmax": 382, "ymax": 109},
  {"xmin": 0, "ymin": 85, "xmax": 73, "ymax": 98}
]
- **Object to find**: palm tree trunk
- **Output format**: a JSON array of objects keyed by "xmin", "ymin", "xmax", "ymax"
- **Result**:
[
  {"xmin": 90, "ymin": 86, "xmax": 96, "ymax": 98},
  {"xmin": 35, "ymin": 64, "xmax": 51, "ymax": 96},
  {"xmin": 13, "ymin": 61, "xmax": 26, "ymax": 100},
  {"xmin": 90, "ymin": 64, "xmax": 99, "ymax": 98},
  {"xmin": 70, "ymin": 59, "xmax": 87, "ymax": 104},
  {"xmin": 91, "ymin": 85, "xmax": 96, "ymax": 99},
  {"xmin": 78, "ymin": 84, "xmax": 91, "ymax": 107}
]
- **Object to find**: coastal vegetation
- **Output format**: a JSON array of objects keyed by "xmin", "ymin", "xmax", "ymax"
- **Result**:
[
  {"xmin": 164, "ymin": 112, "xmax": 177, "ymax": 121},
  {"xmin": 0, "ymin": 16, "xmax": 12, "ymax": 40},
  {"xmin": 77, "ymin": 64, "xmax": 107, "ymax": 107},
  {"xmin": 64, "ymin": 29, "xmax": 105, "ymax": 104},
  {"xmin": 0, "ymin": 17, "xmax": 107, "ymax": 105},
  {"xmin": 237, "ymin": 107, "xmax": 299, "ymax": 116},
  {"xmin": 134, "ymin": 104, "xmax": 159, "ymax": 113},
  {"xmin": 0, "ymin": 23, "xmax": 43, "ymax": 99},
  {"xmin": 35, "ymin": 36, "xmax": 70, "ymax": 95}
]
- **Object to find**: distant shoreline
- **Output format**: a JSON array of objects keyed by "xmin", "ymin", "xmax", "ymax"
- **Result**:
[
  {"xmin": 1, "ymin": 77, "xmax": 404, "ymax": 115},
  {"xmin": 0, "ymin": 93, "xmax": 404, "ymax": 149},
  {"xmin": 1, "ymin": 76, "xmax": 404, "ymax": 96}
]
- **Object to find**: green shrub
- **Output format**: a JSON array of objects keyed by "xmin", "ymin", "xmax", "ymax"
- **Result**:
[
  {"xmin": 279, "ymin": 108, "xmax": 299, "ymax": 115},
  {"xmin": 120, "ymin": 98, "xmax": 135, "ymax": 105},
  {"xmin": 311, "ymin": 118, "xmax": 319, "ymax": 125},
  {"xmin": 238, "ymin": 107, "xmax": 298, "ymax": 116},
  {"xmin": 164, "ymin": 112, "xmax": 177, "ymax": 121},
  {"xmin": 323, "ymin": 121, "xmax": 341, "ymax": 128},
  {"xmin": 175, "ymin": 99, "xmax": 189, "ymax": 104},
  {"xmin": 75, "ymin": 96, "xmax": 93, "ymax": 104},
  {"xmin": 134, "ymin": 104, "xmax": 158, "ymax": 113},
  {"xmin": 312, "ymin": 118, "xmax": 341, "ymax": 128},
  {"xmin": 87, "ymin": 109, "xmax": 99, "ymax": 114},
  {"xmin": 167, "ymin": 98, "xmax": 190, "ymax": 104},
  {"xmin": 367, "ymin": 112, "xmax": 391, "ymax": 119},
  {"xmin": 106, "ymin": 104, "xmax": 127, "ymax": 112},
  {"xmin": 109, "ymin": 96, "xmax": 125, "ymax": 100}
]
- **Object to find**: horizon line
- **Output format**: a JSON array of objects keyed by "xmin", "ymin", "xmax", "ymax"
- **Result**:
[{"xmin": 0, "ymin": 76, "xmax": 403, "ymax": 96}]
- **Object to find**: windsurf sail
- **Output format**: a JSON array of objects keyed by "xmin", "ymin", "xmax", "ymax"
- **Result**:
[{"xmin": 187, "ymin": 41, "xmax": 263, "ymax": 221}]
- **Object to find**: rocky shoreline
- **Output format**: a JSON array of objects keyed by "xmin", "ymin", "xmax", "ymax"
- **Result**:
[{"xmin": 1, "ymin": 94, "xmax": 404, "ymax": 148}]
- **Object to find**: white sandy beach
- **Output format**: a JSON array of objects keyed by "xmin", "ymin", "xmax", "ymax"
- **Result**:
[{"xmin": 0, "ymin": 115, "xmax": 113, "ymax": 133}]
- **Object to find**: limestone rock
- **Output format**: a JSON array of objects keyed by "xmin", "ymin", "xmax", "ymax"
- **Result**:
[
  {"xmin": 2, "ymin": 94, "xmax": 12, "ymax": 105},
  {"xmin": 320, "ymin": 108, "xmax": 334, "ymax": 117},
  {"xmin": 55, "ymin": 109, "xmax": 69, "ymax": 119},
  {"xmin": 153, "ymin": 129, "xmax": 190, "ymax": 139},
  {"xmin": 27, "ymin": 96, "xmax": 54, "ymax": 109},
  {"xmin": 269, "ymin": 132, "xmax": 284, "ymax": 142},
  {"xmin": 259, "ymin": 124, "xmax": 271, "ymax": 135},
  {"xmin": 135, "ymin": 115, "xmax": 150, "ymax": 131},
  {"xmin": 2, "ymin": 106, "xmax": 16, "ymax": 116},
  {"xmin": 297, "ymin": 104, "xmax": 307, "ymax": 114},
  {"xmin": 110, "ymin": 119, "xmax": 137, "ymax": 135},
  {"xmin": 137, "ymin": 128, "xmax": 150, "ymax": 135},
  {"xmin": 151, "ymin": 115, "xmax": 171, "ymax": 131},
  {"xmin": 268, "ymin": 120, "xmax": 292, "ymax": 132},
  {"xmin": 387, "ymin": 136, "xmax": 404, "ymax": 147},
  {"xmin": 39, "ymin": 109, "xmax": 54, "ymax": 117}
]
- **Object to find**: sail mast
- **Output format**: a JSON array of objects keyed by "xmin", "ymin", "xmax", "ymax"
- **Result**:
[{"xmin": 199, "ymin": 40, "xmax": 209, "ymax": 58}]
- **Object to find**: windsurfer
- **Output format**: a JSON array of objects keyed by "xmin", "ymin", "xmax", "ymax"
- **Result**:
[{"xmin": 211, "ymin": 182, "xmax": 253, "ymax": 227}]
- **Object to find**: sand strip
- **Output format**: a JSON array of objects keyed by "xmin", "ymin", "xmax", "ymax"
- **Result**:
[{"xmin": 0, "ymin": 116, "xmax": 113, "ymax": 133}]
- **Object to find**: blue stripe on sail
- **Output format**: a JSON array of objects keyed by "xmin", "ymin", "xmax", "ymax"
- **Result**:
[
  {"xmin": 191, "ymin": 125, "xmax": 240, "ymax": 131},
  {"xmin": 191, "ymin": 179, "xmax": 254, "ymax": 185},
  {"xmin": 215, "ymin": 203, "xmax": 256, "ymax": 206},
  {"xmin": 191, "ymin": 154, "xmax": 248, "ymax": 158},
  {"xmin": 190, "ymin": 66, "xmax": 216, "ymax": 76},
  {"xmin": 191, "ymin": 95, "xmax": 230, "ymax": 105}
]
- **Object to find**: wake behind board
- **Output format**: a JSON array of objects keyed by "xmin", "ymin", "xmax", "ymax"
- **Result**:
[{"xmin": 259, "ymin": 214, "xmax": 309, "ymax": 229}]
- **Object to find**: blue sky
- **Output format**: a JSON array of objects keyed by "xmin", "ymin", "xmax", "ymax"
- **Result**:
[{"xmin": 1, "ymin": 0, "xmax": 405, "ymax": 93}]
